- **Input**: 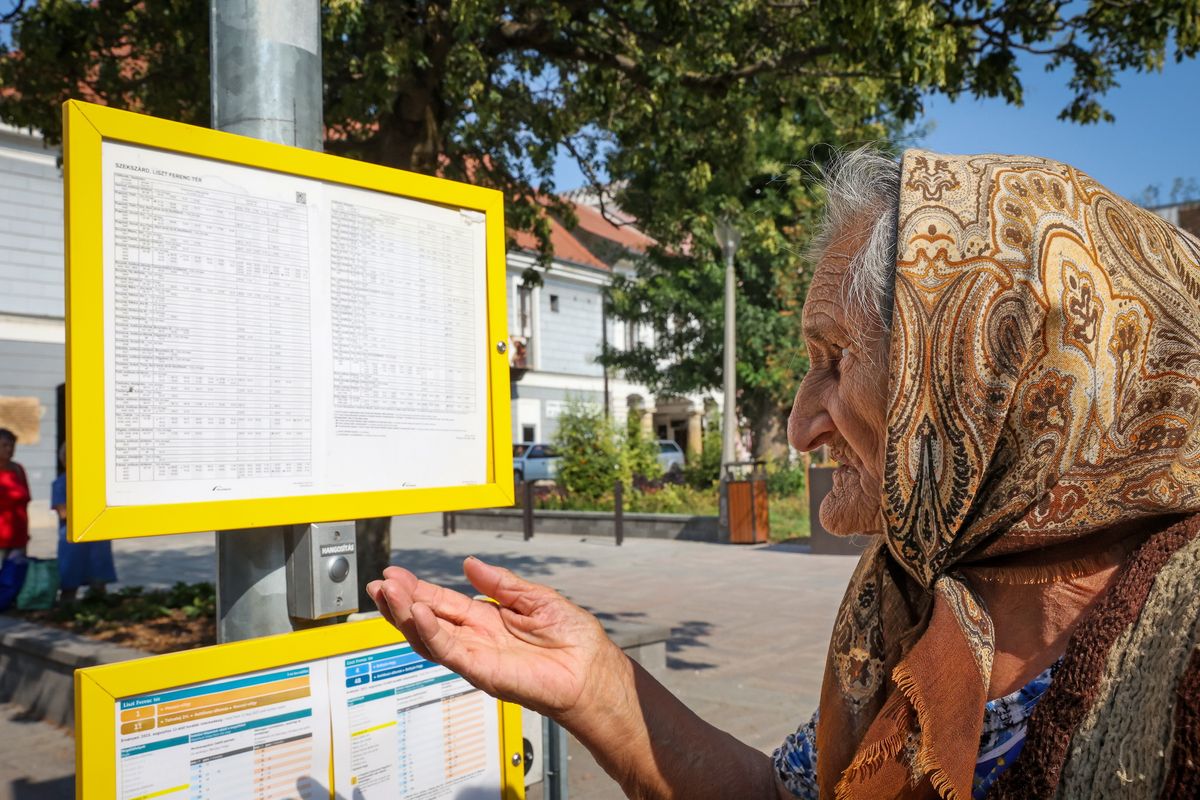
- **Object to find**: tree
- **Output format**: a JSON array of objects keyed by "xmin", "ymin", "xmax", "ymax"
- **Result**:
[
  {"xmin": 4, "ymin": 0, "xmax": 1198, "ymax": 247},
  {"xmin": 3, "ymin": 0, "xmax": 1196, "ymax": 591},
  {"xmin": 552, "ymin": 399, "xmax": 623, "ymax": 502},
  {"xmin": 1136, "ymin": 176, "xmax": 1200, "ymax": 207},
  {"xmin": 600, "ymin": 121, "xmax": 838, "ymax": 457}
]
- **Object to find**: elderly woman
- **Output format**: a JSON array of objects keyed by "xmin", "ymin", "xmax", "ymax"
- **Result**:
[{"xmin": 369, "ymin": 149, "xmax": 1200, "ymax": 798}]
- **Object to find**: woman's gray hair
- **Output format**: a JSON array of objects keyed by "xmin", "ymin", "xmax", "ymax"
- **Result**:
[{"xmin": 810, "ymin": 147, "xmax": 901, "ymax": 333}]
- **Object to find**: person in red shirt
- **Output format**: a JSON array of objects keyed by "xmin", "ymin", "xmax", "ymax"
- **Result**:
[{"xmin": 0, "ymin": 428, "xmax": 31, "ymax": 561}]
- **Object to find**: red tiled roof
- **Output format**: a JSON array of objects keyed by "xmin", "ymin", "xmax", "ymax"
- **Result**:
[
  {"xmin": 570, "ymin": 202, "xmax": 655, "ymax": 253},
  {"xmin": 507, "ymin": 215, "xmax": 610, "ymax": 271},
  {"xmin": 507, "ymin": 196, "xmax": 655, "ymax": 270}
]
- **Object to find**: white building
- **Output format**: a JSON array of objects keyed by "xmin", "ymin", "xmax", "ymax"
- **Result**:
[
  {"xmin": 505, "ymin": 198, "xmax": 716, "ymax": 451},
  {"xmin": 0, "ymin": 125, "xmax": 717, "ymax": 531},
  {"xmin": 0, "ymin": 123, "xmax": 65, "ymax": 533}
]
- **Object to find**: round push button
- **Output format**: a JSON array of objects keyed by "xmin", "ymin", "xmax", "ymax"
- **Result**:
[{"xmin": 328, "ymin": 556, "xmax": 350, "ymax": 582}]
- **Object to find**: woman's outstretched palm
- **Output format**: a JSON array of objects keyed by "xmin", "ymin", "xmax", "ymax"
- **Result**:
[{"xmin": 366, "ymin": 557, "xmax": 620, "ymax": 719}]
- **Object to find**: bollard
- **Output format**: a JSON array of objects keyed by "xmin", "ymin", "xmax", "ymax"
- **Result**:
[
  {"xmin": 748, "ymin": 468, "xmax": 758, "ymax": 541},
  {"xmin": 523, "ymin": 480, "xmax": 534, "ymax": 541},
  {"xmin": 545, "ymin": 718, "xmax": 569, "ymax": 800},
  {"xmin": 614, "ymin": 479, "xmax": 624, "ymax": 547}
]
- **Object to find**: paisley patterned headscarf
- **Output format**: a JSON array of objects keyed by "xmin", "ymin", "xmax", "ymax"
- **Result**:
[{"xmin": 815, "ymin": 150, "xmax": 1200, "ymax": 799}]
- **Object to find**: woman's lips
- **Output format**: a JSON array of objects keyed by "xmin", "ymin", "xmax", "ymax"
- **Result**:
[{"xmin": 829, "ymin": 447, "xmax": 858, "ymax": 472}]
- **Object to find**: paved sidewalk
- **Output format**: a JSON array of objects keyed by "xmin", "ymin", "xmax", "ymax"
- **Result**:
[
  {"xmin": 0, "ymin": 703, "xmax": 74, "ymax": 800},
  {"xmin": 13, "ymin": 515, "xmax": 860, "ymax": 799}
]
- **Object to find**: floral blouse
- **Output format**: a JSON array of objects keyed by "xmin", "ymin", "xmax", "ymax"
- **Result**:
[{"xmin": 773, "ymin": 661, "xmax": 1059, "ymax": 799}]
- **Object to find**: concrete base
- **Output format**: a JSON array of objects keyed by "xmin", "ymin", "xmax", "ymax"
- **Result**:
[
  {"xmin": 0, "ymin": 616, "xmax": 146, "ymax": 729},
  {"xmin": 455, "ymin": 508, "xmax": 724, "ymax": 542}
]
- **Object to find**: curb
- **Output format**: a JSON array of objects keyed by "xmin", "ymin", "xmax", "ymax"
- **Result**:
[
  {"xmin": 0, "ymin": 614, "xmax": 673, "ymax": 731},
  {"xmin": 0, "ymin": 615, "xmax": 147, "ymax": 729},
  {"xmin": 454, "ymin": 508, "xmax": 724, "ymax": 542}
]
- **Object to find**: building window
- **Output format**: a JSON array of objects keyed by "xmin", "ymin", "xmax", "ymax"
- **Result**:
[
  {"xmin": 549, "ymin": 294, "xmax": 560, "ymax": 313},
  {"xmin": 518, "ymin": 285, "xmax": 533, "ymax": 337},
  {"xmin": 625, "ymin": 320, "xmax": 639, "ymax": 351},
  {"xmin": 521, "ymin": 425, "xmax": 536, "ymax": 443}
]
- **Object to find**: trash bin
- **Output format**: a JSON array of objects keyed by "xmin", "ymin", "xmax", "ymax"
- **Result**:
[{"xmin": 723, "ymin": 461, "xmax": 769, "ymax": 544}]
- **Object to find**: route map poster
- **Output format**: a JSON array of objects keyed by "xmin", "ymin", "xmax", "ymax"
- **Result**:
[
  {"xmin": 114, "ymin": 663, "xmax": 332, "ymax": 800},
  {"xmin": 107, "ymin": 644, "xmax": 504, "ymax": 800}
]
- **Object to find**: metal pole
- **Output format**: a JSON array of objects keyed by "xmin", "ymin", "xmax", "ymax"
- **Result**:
[
  {"xmin": 601, "ymin": 302, "xmax": 610, "ymax": 420},
  {"xmin": 211, "ymin": 0, "xmax": 323, "ymax": 643},
  {"xmin": 748, "ymin": 463, "xmax": 758, "ymax": 542},
  {"xmin": 721, "ymin": 247, "xmax": 737, "ymax": 468},
  {"xmin": 523, "ymin": 480, "xmax": 534, "ymax": 541},
  {"xmin": 545, "ymin": 718, "xmax": 569, "ymax": 800},
  {"xmin": 614, "ymin": 478, "xmax": 624, "ymax": 547}
]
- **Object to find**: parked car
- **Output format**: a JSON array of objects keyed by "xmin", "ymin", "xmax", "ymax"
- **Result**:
[
  {"xmin": 513, "ymin": 443, "xmax": 560, "ymax": 484},
  {"xmin": 656, "ymin": 440, "xmax": 686, "ymax": 473}
]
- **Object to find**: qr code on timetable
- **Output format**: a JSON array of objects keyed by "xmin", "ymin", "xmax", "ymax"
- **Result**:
[{"xmin": 296, "ymin": 191, "xmax": 307, "ymax": 205}]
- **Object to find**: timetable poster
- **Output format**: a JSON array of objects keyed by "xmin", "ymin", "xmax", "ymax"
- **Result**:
[
  {"xmin": 329, "ymin": 643, "xmax": 502, "ymax": 799},
  {"xmin": 100, "ymin": 141, "xmax": 489, "ymax": 507},
  {"xmin": 115, "ymin": 663, "xmax": 332, "ymax": 800}
]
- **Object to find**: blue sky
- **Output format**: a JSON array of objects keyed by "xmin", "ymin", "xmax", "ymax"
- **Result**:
[{"xmin": 553, "ymin": 55, "xmax": 1200, "ymax": 204}]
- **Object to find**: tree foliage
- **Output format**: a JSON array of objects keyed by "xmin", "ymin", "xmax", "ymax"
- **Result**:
[
  {"xmin": 552, "ymin": 400, "xmax": 624, "ymax": 501},
  {"xmin": 2, "ymin": 0, "xmax": 1196, "ymax": 447},
  {"xmin": 623, "ymin": 408, "xmax": 663, "ymax": 482},
  {"xmin": 3, "ymin": 0, "xmax": 1197, "ymax": 250},
  {"xmin": 602, "ymin": 122, "xmax": 844, "ymax": 455}
]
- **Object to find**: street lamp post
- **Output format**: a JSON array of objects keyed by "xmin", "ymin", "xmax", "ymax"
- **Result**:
[
  {"xmin": 713, "ymin": 217, "xmax": 741, "ymax": 470},
  {"xmin": 713, "ymin": 217, "xmax": 740, "ymax": 539}
]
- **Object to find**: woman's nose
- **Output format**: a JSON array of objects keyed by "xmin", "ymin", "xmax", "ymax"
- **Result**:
[{"xmin": 788, "ymin": 380, "xmax": 836, "ymax": 452}]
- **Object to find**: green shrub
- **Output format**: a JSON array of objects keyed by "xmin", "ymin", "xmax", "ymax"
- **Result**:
[
  {"xmin": 626, "ymin": 484, "xmax": 719, "ymax": 515},
  {"xmin": 624, "ymin": 409, "xmax": 663, "ymax": 482},
  {"xmin": 684, "ymin": 411, "xmax": 722, "ymax": 488},
  {"xmin": 766, "ymin": 459, "xmax": 806, "ymax": 498},
  {"xmin": 553, "ymin": 399, "xmax": 624, "ymax": 501},
  {"xmin": 49, "ymin": 582, "xmax": 216, "ymax": 629}
]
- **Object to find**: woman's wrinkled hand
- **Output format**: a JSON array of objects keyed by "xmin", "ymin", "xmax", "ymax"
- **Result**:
[{"xmin": 366, "ymin": 557, "xmax": 626, "ymax": 722}]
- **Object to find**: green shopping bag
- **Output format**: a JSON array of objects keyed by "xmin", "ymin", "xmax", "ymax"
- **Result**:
[{"xmin": 16, "ymin": 558, "xmax": 59, "ymax": 611}]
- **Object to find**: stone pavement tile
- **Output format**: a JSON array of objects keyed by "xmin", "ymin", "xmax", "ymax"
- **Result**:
[
  {"xmin": 27, "ymin": 526, "xmax": 217, "ymax": 590},
  {"xmin": 389, "ymin": 521, "xmax": 860, "ymax": 797},
  {"xmin": 10, "ymin": 514, "xmax": 861, "ymax": 799},
  {"xmin": 0, "ymin": 702, "xmax": 74, "ymax": 800}
]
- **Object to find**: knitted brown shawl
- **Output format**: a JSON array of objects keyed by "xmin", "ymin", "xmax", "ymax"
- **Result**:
[
  {"xmin": 991, "ymin": 511, "xmax": 1200, "ymax": 798},
  {"xmin": 815, "ymin": 151, "xmax": 1200, "ymax": 800}
]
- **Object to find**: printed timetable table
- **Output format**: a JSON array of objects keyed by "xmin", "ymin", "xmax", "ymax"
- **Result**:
[
  {"xmin": 110, "ymin": 170, "xmax": 313, "ymax": 484},
  {"xmin": 97, "ymin": 139, "xmax": 489, "ymax": 509},
  {"xmin": 329, "ymin": 194, "xmax": 479, "ymax": 434},
  {"xmin": 330, "ymin": 644, "xmax": 501, "ymax": 799}
]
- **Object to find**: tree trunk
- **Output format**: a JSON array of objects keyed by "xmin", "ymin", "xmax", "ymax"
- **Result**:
[
  {"xmin": 748, "ymin": 396, "xmax": 791, "ymax": 461},
  {"xmin": 355, "ymin": 517, "xmax": 393, "ymax": 611}
]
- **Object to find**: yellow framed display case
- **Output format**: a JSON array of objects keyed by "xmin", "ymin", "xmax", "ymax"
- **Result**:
[
  {"xmin": 76, "ymin": 616, "xmax": 526, "ymax": 800},
  {"xmin": 63, "ymin": 100, "xmax": 513, "ymax": 542}
]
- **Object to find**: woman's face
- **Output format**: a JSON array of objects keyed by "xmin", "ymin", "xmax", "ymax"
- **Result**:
[
  {"xmin": 0, "ymin": 437, "xmax": 13, "ymax": 466},
  {"xmin": 788, "ymin": 222, "xmax": 891, "ymax": 535}
]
